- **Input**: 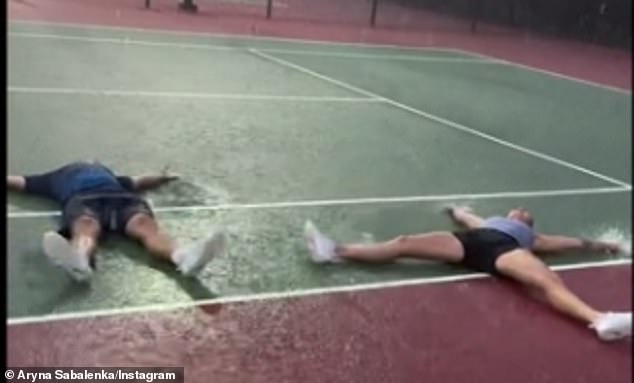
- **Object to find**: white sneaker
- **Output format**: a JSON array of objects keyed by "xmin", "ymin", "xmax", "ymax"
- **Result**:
[
  {"xmin": 590, "ymin": 312, "xmax": 632, "ymax": 341},
  {"xmin": 303, "ymin": 220, "xmax": 339, "ymax": 263},
  {"xmin": 42, "ymin": 231, "xmax": 93, "ymax": 282},
  {"xmin": 174, "ymin": 231, "xmax": 226, "ymax": 276}
]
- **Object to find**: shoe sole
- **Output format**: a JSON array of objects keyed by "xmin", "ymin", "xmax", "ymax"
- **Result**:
[
  {"xmin": 182, "ymin": 231, "xmax": 226, "ymax": 275},
  {"xmin": 303, "ymin": 221, "xmax": 327, "ymax": 263},
  {"xmin": 42, "ymin": 232, "xmax": 92, "ymax": 282},
  {"xmin": 303, "ymin": 220, "xmax": 342, "ymax": 263},
  {"xmin": 598, "ymin": 329, "xmax": 631, "ymax": 341}
]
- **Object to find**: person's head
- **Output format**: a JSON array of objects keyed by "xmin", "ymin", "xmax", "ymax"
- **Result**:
[{"xmin": 507, "ymin": 207, "xmax": 534, "ymax": 227}]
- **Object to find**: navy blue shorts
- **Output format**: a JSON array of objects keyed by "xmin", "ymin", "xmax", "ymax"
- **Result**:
[
  {"xmin": 59, "ymin": 193, "xmax": 153, "ymax": 238},
  {"xmin": 452, "ymin": 228, "xmax": 521, "ymax": 275}
]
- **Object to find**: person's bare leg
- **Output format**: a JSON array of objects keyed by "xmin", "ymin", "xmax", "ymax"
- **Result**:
[
  {"xmin": 495, "ymin": 249, "xmax": 602, "ymax": 323},
  {"xmin": 337, "ymin": 232, "xmax": 465, "ymax": 263},
  {"xmin": 496, "ymin": 250, "xmax": 632, "ymax": 341},
  {"xmin": 303, "ymin": 221, "xmax": 464, "ymax": 264},
  {"xmin": 124, "ymin": 213, "xmax": 226, "ymax": 275},
  {"xmin": 124, "ymin": 213, "xmax": 176, "ymax": 261}
]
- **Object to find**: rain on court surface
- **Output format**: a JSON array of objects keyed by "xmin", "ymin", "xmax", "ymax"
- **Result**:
[{"xmin": 7, "ymin": 19, "xmax": 632, "ymax": 382}]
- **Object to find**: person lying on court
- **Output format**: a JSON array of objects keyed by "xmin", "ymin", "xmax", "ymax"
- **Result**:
[
  {"xmin": 302, "ymin": 206, "xmax": 631, "ymax": 341},
  {"xmin": 7, "ymin": 161, "xmax": 226, "ymax": 282}
]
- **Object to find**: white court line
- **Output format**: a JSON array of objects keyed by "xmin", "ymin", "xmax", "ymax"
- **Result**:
[
  {"xmin": 9, "ymin": 32, "xmax": 242, "ymax": 52},
  {"xmin": 251, "ymin": 49, "xmax": 632, "ymax": 189},
  {"xmin": 7, "ymin": 186, "xmax": 631, "ymax": 218},
  {"xmin": 9, "ymin": 20, "xmax": 631, "ymax": 94},
  {"xmin": 8, "ymin": 19, "xmax": 461, "ymax": 52},
  {"xmin": 8, "ymin": 32, "xmax": 498, "ymax": 64},
  {"xmin": 7, "ymin": 258, "xmax": 631, "ymax": 325},
  {"xmin": 8, "ymin": 86, "xmax": 380, "ymax": 102},
  {"xmin": 248, "ymin": 47, "xmax": 501, "ymax": 63}
]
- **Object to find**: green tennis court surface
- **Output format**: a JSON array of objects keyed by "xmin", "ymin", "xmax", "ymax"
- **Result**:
[{"xmin": 8, "ymin": 23, "xmax": 631, "ymax": 319}]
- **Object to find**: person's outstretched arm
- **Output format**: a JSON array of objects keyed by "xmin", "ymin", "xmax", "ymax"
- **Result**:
[
  {"xmin": 8, "ymin": 171, "xmax": 59, "ymax": 200},
  {"xmin": 446, "ymin": 206, "xmax": 484, "ymax": 229},
  {"xmin": 130, "ymin": 174, "xmax": 179, "ymax": 191},
  {"xmin": 534, "ymin": 234, "xmax": 621, "ymax": 255},
  {"xmin": 121, "ymin": 166, "xmax": 180, "ymax": 192}
]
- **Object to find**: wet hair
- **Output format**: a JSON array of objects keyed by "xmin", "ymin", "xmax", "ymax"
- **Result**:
[
  {"xmin": 509, "ymin": 208, "xmax": 534, "ymax": 227},
  {"xmin": 523, "ymin": 213, "xmax": 535, "ymax": 227}
]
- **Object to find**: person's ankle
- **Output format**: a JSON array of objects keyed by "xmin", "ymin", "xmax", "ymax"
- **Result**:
[
  {"xmin": 589, "ymin": 311, "xmax": 606, "ymax": 326},
  {"xmin": 170, "ymin": 249, "xmax": 183, "ymax": 264}
]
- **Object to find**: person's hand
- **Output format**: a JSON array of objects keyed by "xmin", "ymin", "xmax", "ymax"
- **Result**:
[
  {"xmin": 160, "ymin": 165, "xmax": 180, "ymax": 182},
  {"xmin": 596, "ymin": 241, "xmax": 621, "ymax": 254},
  {"xmin": 586, "ymin": 239, "xmax": 622, "ymax": 254},
  {"xmin": 444, "ymin": 205, "xmax": 473, "ymax": 219}
]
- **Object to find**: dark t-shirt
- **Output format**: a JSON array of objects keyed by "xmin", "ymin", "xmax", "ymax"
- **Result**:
[{"xmin": 24, "ymin": 162, "xmax": 135, "ymax": 204}]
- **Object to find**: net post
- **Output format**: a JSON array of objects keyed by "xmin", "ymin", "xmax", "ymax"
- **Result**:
[
  {"xmin": 370, "ymin": 0, "xmax": 379, "ymax": 27},
  {"xmin": 266, "ymin": 0, "xmax": 273, "ymax": 19},
  {"xmin": 470, "ymin": 0, "xmax": 482, "ymax": 33}
]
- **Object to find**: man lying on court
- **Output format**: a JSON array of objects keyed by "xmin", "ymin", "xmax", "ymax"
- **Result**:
[
  {"xmin": 7, "ymin": 161, "xmax": 226, "ymax": 282},
  {"xmin": 303, "ymin": 206, "xmax": 631, "ymax": 341}
]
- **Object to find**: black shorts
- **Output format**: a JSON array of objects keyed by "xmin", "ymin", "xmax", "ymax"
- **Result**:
[
  {"xmin": 452, "ymin": 228, "xmax": 521, "ymax": 275},
  {"xmin": 59, "ymin": 193, "xmax": 153, "ymax": 238}
]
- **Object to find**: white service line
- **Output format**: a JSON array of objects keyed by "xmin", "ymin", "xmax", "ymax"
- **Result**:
[
  {"xmin": 7, "ymin": 186, "xmax": 631, "ymax": 219},
  {"xmin": 8, "ymin": 32, "xmax": 240, "ymax": 52},
  {"xmin": 8, "ymin": 19, "xmax": 463, "ymax": 52},
  {"xmin": 247, "ymin": 47, "xmax": 503, "ymax": 63},
  {"xmin": 8, "ymin": 86, "xmax": 380, "ymax": 102},
  {"xmin": 250, "ymin": 49, "xmax": 632, "ymax": 189},
  {"xmin": 9, "ymin": 20, "xmax": 631, "ymax": 94},
  {"xmin": 6, "ymin": 258, "xmax": 631, "ymax": 325},
  {"xmin": 8, "ymin": 32, "xmax": 499, "ymax": 64}
]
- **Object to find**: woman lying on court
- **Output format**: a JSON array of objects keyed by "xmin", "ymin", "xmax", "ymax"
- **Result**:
[
  {"xmin": 7, "ymin": 161, "xmax": 226, "ymax": 282},
  {"xmin": 303, "ymin": 206, "xmax": 631, "ymax": 341}
]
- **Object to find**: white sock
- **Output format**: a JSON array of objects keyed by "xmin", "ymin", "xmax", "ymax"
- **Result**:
[{"xmin": 170, "ymin": 242, "xmax": 186, "ymax": 264}]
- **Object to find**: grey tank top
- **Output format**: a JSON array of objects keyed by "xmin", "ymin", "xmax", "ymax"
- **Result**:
[{"xmin": 482, "ymin": 216, "xmax": 535, "ymax": 249}]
